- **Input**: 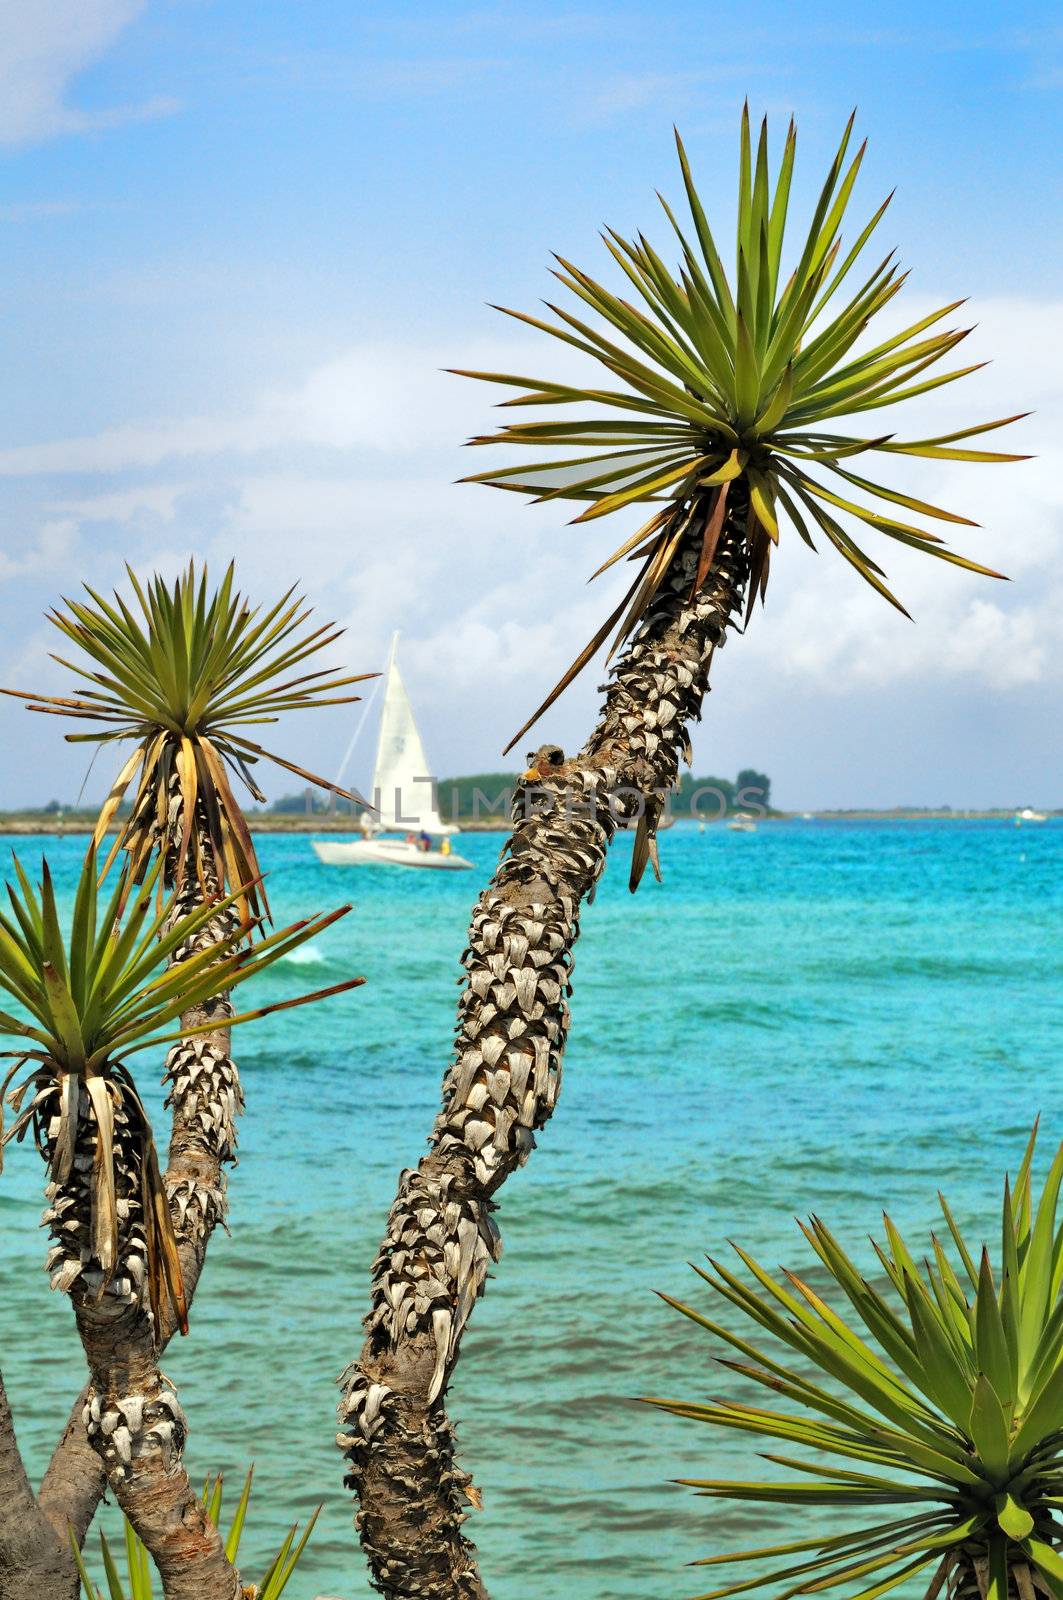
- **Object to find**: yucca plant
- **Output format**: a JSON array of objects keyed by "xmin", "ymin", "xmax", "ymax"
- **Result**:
[
  {"xmin": 339, "ymin": 114, "xmax": 1032, "ymax": 1599},
  {"xmin": 456, "ymin": 106, "xmax": 1027, "ymax": 751},
  {"xmin": 70, "ymin": 1466, "xmax": 318, "ymax": 1600},
  {"xmin": 0, "ymin": 847, "xmax": 361, "ymax": 1331},
  {"xmin": 0, "ymin": 568, "xmax": 368, "ymax": 1600},
  {"xmin": 649, "ymin": 1128, "xmax": 1063, "ymax": 1600},
  {"xmin": 1, "ymin": 562, "xmax": 372, "ymax": 920}
]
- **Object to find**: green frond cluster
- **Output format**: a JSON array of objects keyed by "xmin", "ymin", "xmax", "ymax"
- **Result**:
[
  {"xmin": 0, "ymin": 848, "xmax": 359, "ymax": 1075},
  {"xmin": 0, "ymin": 848, "xmax": 363, "ymax": 1326},
  {"xmin": 456, "ymin": 107, "xmax": 1027, "ymax": 746},
  {"xmin": 71, "ymin": 1464, "xmax": 318, "ymax": 1599},
  {"xmin": 649, "ymin": 1128, "xmax": 1063, "ymax": 1600},
  {"xmin": 1, "ymin": 562, "xmax": 373, "ymax": 920}
]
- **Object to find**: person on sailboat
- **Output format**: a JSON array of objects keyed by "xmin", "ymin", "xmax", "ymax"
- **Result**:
[{"xmin": 311, "ymin": 633, "xmax": 473, "ymax": 870}]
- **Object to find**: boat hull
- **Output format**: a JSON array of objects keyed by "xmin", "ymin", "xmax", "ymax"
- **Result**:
[{"xmin": 311, "ymin": 838, "xmax": 473, "ymax": 870}]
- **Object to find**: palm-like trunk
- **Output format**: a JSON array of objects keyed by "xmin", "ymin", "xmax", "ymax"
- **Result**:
[
  {"xmin": 7, "ymin": 805, "xmax": 245, "ymax": 1600},
  {"xmin": 339, "ymin": 495, "xmax": 750, "ymax": 1597},
  {"xmin": 65, "ymin": 815, "xmax": 242, "ymax": 1598},
  {"xmin": 7, "ymin": 1050, "xmax": 238, "ymax": 1600},
  {"xmin": 0, "ymin": 1376, "xmax": 73, "ymax": 1600},
  {"xmin": 37, "ymin": 858, "xmax": 243, "ymax": 1547},
  {"xmin": 23, "ymin": 1013, "xmax": 242, "ymax": 1600},
  {"xmin": 28, "ymin": 1048, "xmax": 239, "ymax": 1600},
  {"xmin": 72, "ymin": 1294, "xmax": 239, "ymax": 1600}
]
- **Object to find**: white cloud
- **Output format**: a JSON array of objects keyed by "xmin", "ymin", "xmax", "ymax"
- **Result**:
[
  {"xmin": 0, "ymin": 516, "xmax": 79, "ymax": 582},
  {"xmin": 734, "ymin": 534, "xmax": 1058, "ymax": 695},
  {"xmin": 0, "ymin": 297, "xmax": 1059, "ymax": 802},
  {"xmin": 0, "ymin": 200, "xmax": 83, "ymax": 221},
  {"xmin": 48, "ymin": 483, "xmax": 190, "ymax": 523},
  {"xmin": 0, "ymin": 343, "xmax": 487, "ymax": 475},
  {"xmin": 720, "ymin": 295, "xmax": 1062, "ymax": 697},
  {"xmin": 580, "ymin": 66, "xmax": 757, "ymax": 124},
  {"xmin": 0, "ymin": 0, "xmax": 179, "ymax": 145}
]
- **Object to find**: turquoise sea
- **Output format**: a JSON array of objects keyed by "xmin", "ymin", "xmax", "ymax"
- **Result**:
[{"xmin": 1, "ymin": 821, "xmax": 1060, "ymax": 1599}]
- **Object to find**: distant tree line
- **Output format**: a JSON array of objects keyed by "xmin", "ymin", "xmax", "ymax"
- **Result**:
[
  {"xmin": 431, "ymin": 767, "xmax": 772, "ymax": 823},
  {"xmin": 268, "ymin": 788, "xmax": 358, "ymax": 814},
  {"xmin": 0, "ymin": 771, "xmax": 773, "ymax": 823}
]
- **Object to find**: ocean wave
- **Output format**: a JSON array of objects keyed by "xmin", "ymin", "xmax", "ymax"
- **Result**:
[{"xmin": 275, "ymin": 942, "xmax": 326, "ymax": 966}]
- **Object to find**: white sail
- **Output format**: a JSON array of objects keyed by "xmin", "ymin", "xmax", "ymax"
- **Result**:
[{"xmin": 369, "ymin": 637, "xmax": 455, "ymax": 834}]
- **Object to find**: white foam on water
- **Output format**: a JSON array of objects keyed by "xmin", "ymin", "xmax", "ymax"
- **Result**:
[{"xmin": 280, "ymin": 943, "xmax": 326, "ymax": 966}]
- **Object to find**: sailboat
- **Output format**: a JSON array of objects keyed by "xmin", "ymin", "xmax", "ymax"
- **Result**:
[{"xmin": 311, "ymin": 638, "xmax": 473, "ymax": 870}]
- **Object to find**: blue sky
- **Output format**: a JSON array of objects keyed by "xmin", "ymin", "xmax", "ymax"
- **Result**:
[{"xmin": 0, "ymin": 0, "xmax": 1060, "ymax": 809}]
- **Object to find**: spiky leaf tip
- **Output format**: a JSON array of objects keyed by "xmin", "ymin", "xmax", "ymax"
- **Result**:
[
  {"xmin": 649, "ymin": 1127, "xmax": 1063, "ymax": 1600},
  {"xmin": 1, "ymin": 562, "xmax": 376, "ymax": 922},
  {"xmin": 457, "ymin": 107, "xmax": 1028, "ymax": 743}
]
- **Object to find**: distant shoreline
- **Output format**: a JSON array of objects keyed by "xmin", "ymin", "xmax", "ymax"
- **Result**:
[
  {"xmin": 789, "ymin": 809, "xmax": 1059, "ymax": 822},
  {"xmin": 0, "ymin": 809, "xmax": 1054, "ymax": 836}
]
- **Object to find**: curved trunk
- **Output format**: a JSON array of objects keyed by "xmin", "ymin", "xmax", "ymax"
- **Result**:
[
  {"xmin": 37, "ymin": 892, "xmax": 242, "ymax": 1547},
  {"xmin": 28, "ymin": 808, "xmax": 245, "ymax": 1600},
  {"xmin": 21, "ymin": 1051, "xmax": 239, "ymax": 1600},
  {"xmin": 72, "ymin": 1292, "xmax": 240, "ymax": 1600},
  {"xmin": 160, "ymin": 800, "xmax": 244, "ymax": 1268},
  {"xmin": 340, "ymin": 498, "xmax": 750, "ymax": 1597}
]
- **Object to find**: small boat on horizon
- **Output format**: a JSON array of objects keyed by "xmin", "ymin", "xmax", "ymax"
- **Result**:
[
  {"xmin": 1014, "ymin": 807, "xmax": 1048, "ymax": 826},
  {"xmin": 312, "ymin": 637, "xmax": 473, "ymax": 871},
  {"xmin": 727, "ymin": 811, "xmax": 757, "ymax": 833}
]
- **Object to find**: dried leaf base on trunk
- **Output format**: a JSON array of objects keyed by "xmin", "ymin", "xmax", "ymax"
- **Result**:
[
  {"xmin": 163, "ymin": 837, "xmax": 244, "ymax": 1268},
  {"xmin": 27, "ymin": 816, "xmax": 246, "ymax": 1598},
  {"xmin": 946, "ymin": 1549, "xmax": 1048, "ymax": 1600},
  {"xmin": 36, "ymin": 1076, "xmax": 152, "ymax": 1306},
  {"xmin": 1, "ymin": 576, "xmax": 359, "ymax": 1597},
  {"xmin": 74, "ymin": 1295, "xmax": 240, "ymax": 1599},
  {"xmin": 28, "ymin": 1062, "xmax": 241, "ymax": 1599},
  {"xmin": 31, "ymin": 994, "xmax": 243, "ymax": 1588},
  {"xmin": 70, "ymin": 838, "xmax": 244, "ymax": 1598},
  {"xmin": 162, "ymin": 811, "xmax": 244, "ymax": 1289},
  {"xmin": 341, "ymin": 501, "xmax": 749, "ymax": 1598}
]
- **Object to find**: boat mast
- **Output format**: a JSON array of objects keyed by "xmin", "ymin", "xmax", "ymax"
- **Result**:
[
  {"xmin": 367, "ymin": 632, "xmax": 399, "ymax": 833},
  {"xmin": 331, "ymin": 632, "xmax": 394, "ymax": 813}
]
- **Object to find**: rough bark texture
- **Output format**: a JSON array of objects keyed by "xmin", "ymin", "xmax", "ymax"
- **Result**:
[
  {"xmin": 340, "ymin": 496, "xmax": 750, "ymax": 1598},
  {"xmin": 72, "ymin": 1291, "xmax": 240, "ymax": 1600},
  {"xmin": 0, "ymin": 1375, "xmax": 73, "ymax": 1600},
  {"xmin": 37, "ymin": 973, "xmax": 241, "ymax": 1550},
  {"xmin": 6, "ymin": 805, "xmax": 245, "ymax": 1600},
  {"xmin": 63, "ymin": 820, "xmax": 243, "ymax": 1598},
  {"xmin": 2, "ymin": 1056, "xmax": 172, "ymax": 1600}
]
